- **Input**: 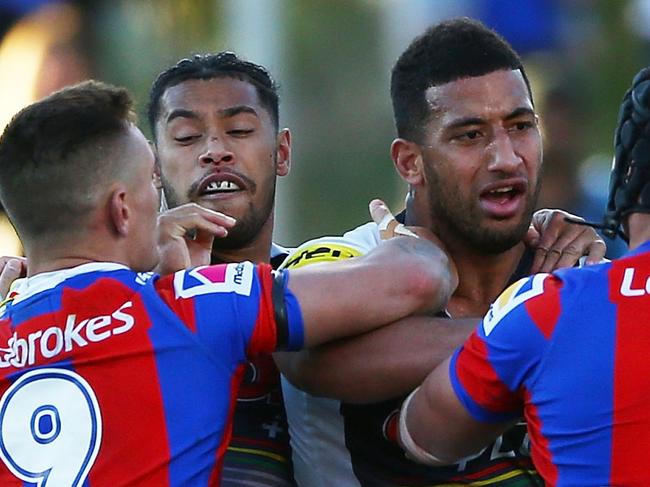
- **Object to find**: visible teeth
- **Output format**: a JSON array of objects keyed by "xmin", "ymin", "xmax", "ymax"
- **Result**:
[
  {"xmin": 205, "ymin": 180, "xmax": 241, "ymax": 192},
  {"xmin": 490, "ymin": 186, "xmax": 513, "ymax": 194}
]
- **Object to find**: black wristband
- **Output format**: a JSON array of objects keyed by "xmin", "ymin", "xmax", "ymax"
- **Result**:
[{"xmin": 272, "ymin": 270, "xmax": 289, "ymax": 350}]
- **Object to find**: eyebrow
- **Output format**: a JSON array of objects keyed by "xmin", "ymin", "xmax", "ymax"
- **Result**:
[
  {"xmin": 166, "ymin": 109, "xmax": 198, "ymax": 124},
  {"xmin": 445, "ymin": 107, "xmax": 536, "ymax": 130},
  {"xmin": 165, "ymin": 105, "xmax": 259, "ymax": 125},
  {"xmin": 217, "ymin": 105, "xmax": 259, "ymax": 119}
]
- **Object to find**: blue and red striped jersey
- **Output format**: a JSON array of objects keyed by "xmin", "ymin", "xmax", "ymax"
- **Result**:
[
  {"xmin": 451, "ymin": 241, "xmax": 650, "ymax": 486},
  {"xmin": 0, "ymin": 261, "xmax": 304, "ymax": 486}
]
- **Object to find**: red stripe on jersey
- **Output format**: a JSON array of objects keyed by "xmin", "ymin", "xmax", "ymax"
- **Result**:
[
  {"xmin": 456, "ymin": 331, "xmax": 521, "ymax": 413},
  {"xmin": 609, "ymin": 261, "xmax": 650, "ymax": 485},
  {"xmin": 0, "ymin": 374, "xmax": 25, "ymax": 486},
  {"xmin": 156, "ymin": 274, "xmax": 198, "ymax": 332},
  {"xmin": 68, "ymin": 286, "xmax": 172, "ymax": 487},
  {"xmin": 524, "ymin": 276, "xmax": 562, "ymax": 339},
  {"xmin": 246, "ymin": 264, "xmax": 277, "ymax": 356},
  {"xmin": 209, "ymin": 363, "xmax": 247, "ymax": 486},
  {"xmin": 523, "ymin": 388, "xmax": 557, "ymax": 485}
]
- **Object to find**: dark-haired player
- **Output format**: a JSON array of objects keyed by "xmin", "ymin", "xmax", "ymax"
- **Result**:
[
  {"xmin": 147, "ymin": 53, "xmax": 295, "ymax": 486},
  {"xmin": 0, "ymin": 81, "xmax": 455, "ymax": 485},
  {"xmin": 277, "ymin": 17, "xmax": 605, "ymax": 486},
  {"xmin": 399, "ymin": 65, "xmax": 650, "ymax": 487}
]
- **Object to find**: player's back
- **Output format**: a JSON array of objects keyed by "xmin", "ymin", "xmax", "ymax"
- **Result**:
[
  {"xmin": 467, "ymin": 241, "xmax": 650, "ymax": 485},
  {"xmin": 0, "ymin": 262, "xmax": 271, "ymax": 486},
  {"xmin": 537, "ymin": 242, "xmax": 650, "ymax": 484}
]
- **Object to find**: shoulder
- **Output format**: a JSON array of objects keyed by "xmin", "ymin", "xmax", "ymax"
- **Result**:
[
  {"xmin": 482, "ymin": 273, "xmax": 560, "ymax": 338},
  {"xmin": 157, "ymin": 262, "xmax": 258, "ymax": 300},
  {"xmin": 281, "ymin": 222, "xmax": 379, "ymax": 270}
]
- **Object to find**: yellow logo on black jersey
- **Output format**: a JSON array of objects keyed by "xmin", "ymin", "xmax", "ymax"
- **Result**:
[{"xmin": 281, "ymin": 243, "xmax": 363, "ymax": 270}]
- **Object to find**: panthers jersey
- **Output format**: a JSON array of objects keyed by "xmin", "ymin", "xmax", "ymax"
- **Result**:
[
  {"xmin": 281, "ymin": 217, "xmax": 541, "ymax": 486},
  {"xmin": 0, "ymin": 261, "xmax": 304, "ymax": 486},
  {"xmin": 451, "ymin": 241, "xmax": 650, "ymax": 486}
]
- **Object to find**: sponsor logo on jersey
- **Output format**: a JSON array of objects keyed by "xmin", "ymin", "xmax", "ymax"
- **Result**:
[
  {"xmin": 619, "ymin": 267, "xmax": 650, "ymax": 296},
  {"xmin": 482, "ymin": 274, "xmax": 549, "ymax": 336},
  {"xmin": 173, "ymin": 262, "xmax": 254, "ymax": 298},
  {"xmin": 281, "ymin": 243, "xmax": 363, "ymax": 269},
  {"xmin": 0, "ymin": 300, "xmax": 135, "ymax": 369}
]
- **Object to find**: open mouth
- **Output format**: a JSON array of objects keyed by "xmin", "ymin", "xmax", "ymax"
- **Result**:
[
  {"xmin": 201, "ymin": 180, "xmax": 241, "ymax": 195},
  {"xmin": 479, "ymin": 181, "xmax": 527, "ymax": 218},
  {"xmin": 197, "ymin": 173, "xmax": 247, "ymax": 198}
]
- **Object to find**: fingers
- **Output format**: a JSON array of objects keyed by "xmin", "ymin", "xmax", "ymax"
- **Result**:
[
  {"xmin": 529, "ymin": 210, "xmax": 607, "ymax": 273},
  {"xmin": 156, "ymin": 203, "xmax": 238, "ymax": 273},
  {"xmin": 582, "ymin": 237, "xmax": 607, "ymax": 265},
  {"xmin": 369, "ymin": 199, "xmax": 418, "ymax": 239},
  {"xmin": 0, "ymin": 257, "xmax": 26, "ymax": 300},
  {"xmin": 158, "ymin": 203, "xmax": 236, "ymax": 241}
]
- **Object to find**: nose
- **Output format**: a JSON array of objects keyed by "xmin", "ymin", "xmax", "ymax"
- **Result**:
[
  {"xmin": 199, "ymin": 137, "xmax": 234, "ymax": 166},
  {"xmin": 486, "ymin": 129, "xmax": 522, "ymax": 174}
]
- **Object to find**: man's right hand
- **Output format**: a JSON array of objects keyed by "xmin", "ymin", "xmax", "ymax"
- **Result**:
[
  {"xmin": 369, "ymin": 199, "xmax": 458, "ymax": 291},
  {"xmin": 0, "ymin": 256, "xmax": 26, "ymax": 300},
  {"xmin": 155, "ymin": 203, "xmax": 236, "ymax": 275}
]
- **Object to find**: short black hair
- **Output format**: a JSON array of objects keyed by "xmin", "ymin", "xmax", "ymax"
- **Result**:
[
  {"xmin": 147, "ymin": 52, "xmax": 279, "ymax": 139},
  {"xmin": 391, "ymin": 17, "xmax": 532, "ymax": 142},
  {"xmin": 0, "ymin": 80, "xmax": 135, "ymax": 241}
]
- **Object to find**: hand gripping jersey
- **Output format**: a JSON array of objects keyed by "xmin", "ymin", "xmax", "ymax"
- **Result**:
[
  {"xmin": 0, "ymin": 261, "xmax": 304, "ymax": 487},
  {"xmin": 221, "ymin": 244, "xmax": 298, "ymax": 487},
  {"xmin": 451, "ymin": 241, "xmax": 650, "ymax": 486},
  {"xmin": 281, "ymin": 218, "xmax": 542, "ymax": 486}
]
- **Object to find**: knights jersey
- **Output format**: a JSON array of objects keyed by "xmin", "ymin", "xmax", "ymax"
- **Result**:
[
  {"xmin": 221, "ymin": 244, "xmax": 297, "ymax": 486},
  {"xmin": 0, "ymin": 261, "xmax": 304, "ymax": 486},
  {"xmin": 451, "ymin": 240, "xmax": 650, "ymax": 486},
  {"xmin": 281, "ymin": 217, "xmax": 541, "ymax": 486}
]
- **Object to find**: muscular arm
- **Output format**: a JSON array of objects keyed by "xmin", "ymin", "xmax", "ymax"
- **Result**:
[
  {"xmin": 399, "ymin": 357, "xmax": 516, "ymax": 465},
  {"xmin": 286, "ymin": 235, "xmax": 457, "ymax": 348},
  {"xmin": 275, "ymin": 316, "xmax": 476, "ymax": 403}
]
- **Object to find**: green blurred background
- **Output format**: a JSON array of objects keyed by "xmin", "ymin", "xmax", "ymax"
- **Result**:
[{"xmin": 0, "ymin": 0, "xmax": 646, "ymax": 256}]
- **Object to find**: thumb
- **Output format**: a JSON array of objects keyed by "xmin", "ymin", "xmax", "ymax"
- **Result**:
[{"xmin": 369, "ymin": 199, "xmax": 398, "ymax": 240}]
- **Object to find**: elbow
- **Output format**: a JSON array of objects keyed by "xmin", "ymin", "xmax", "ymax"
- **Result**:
[{"xmin": 405, "ymin": 253, "xmax": 457, "ymax": 315}]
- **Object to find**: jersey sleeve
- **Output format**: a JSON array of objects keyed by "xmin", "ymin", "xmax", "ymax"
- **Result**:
[
  {"xmin": 154, "ymin": 262, "xmax": 305, "ymax": 360},
  {"xmin": 450, "ymin": 273, "xmax": 563, "ymax": 423}
]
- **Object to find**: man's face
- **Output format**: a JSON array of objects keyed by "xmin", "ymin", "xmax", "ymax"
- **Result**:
[
  {"xmin": 420, "ymin": 69, "xmax": 542, "ymax": 253},
  {"xmin": 124, "ymin": 124, "xmax": 161, "ymax": 271},
  {"xmin": 154, "ymin": 77, "xmax": 289, "ymax": 249}
]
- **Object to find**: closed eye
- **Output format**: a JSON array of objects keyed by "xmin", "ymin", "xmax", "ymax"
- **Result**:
[
  {"xmin": 227, "ymin": 129, "xmax": 254, "ymax": 137},
  {"xmin": 174, "ymin": 135, "xmax": 200, "ymax": 144}
]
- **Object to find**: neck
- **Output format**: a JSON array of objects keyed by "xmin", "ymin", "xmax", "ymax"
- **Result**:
[
  {"xmin": 626, "ymin": 213, "xmax": 650, "ymax": 250},
  {"xmin": 405, "ymin": 196, "xmax": 526, "ymax": 317},
  {"xmin": 25, "ymin": 238, "xmax": 128, "ymax": 277}
]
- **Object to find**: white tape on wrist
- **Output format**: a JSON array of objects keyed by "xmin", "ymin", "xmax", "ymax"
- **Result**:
[
  {"xmin": 377, "ymin": 213, "xmax": 394, "ymax": 231},
  {"xmin": 393, "ymin": 223, "xmax": 419, "ymax": 238},
  {"xmin": 398, "ymin": 387, "xmax": 447, "ymax": 466}
]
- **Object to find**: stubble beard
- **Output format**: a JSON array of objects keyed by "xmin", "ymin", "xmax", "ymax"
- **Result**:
[
  {"xmin": 159, "ymin": 170, "xmax": 277, "ymax": 251},
  {"xmin": 425, "ymin": 164, "xmax": 540, "ymax": 255}
]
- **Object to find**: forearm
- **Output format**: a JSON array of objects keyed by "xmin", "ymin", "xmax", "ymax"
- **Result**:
[
  {"xmin": 275, "ymin": 316, "xmax": 476, "ymax": 403},
  {"xmin": 403, "ymin": 359, "xmax": 515, "ymax": 463},
  {"xmin": 290, "ymin": 236, "xmax": 457, "ymax": 347}
]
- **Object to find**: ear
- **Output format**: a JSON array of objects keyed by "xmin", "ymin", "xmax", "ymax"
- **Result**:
[
  {"xmin": 275, "ymin": 128, "xmax": 291, "ymax": 177},
  {"xmin": 108, "ymin": 185, "xmax": 129, "ymax": 237},
  {"xmin": 391, "ymin": 138, "xmax": 424, "ymax": 186}
]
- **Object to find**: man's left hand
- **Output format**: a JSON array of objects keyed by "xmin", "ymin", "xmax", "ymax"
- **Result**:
[{"xmin": 526, "ymin": 209, "xmax": 606, "ymax": 274}]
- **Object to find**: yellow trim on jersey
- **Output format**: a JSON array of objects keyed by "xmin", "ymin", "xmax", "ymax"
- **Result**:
[
  {"xmin": 226, "ymin": 446, "xmax": 288, "ymax": 463},
  {"xmin": 403, "ymin": 468, "xmax": 538, "ymax": 486},
  {"xmin": 280, "ymin": 243, "xmax": 363, "ymax": 269}
]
